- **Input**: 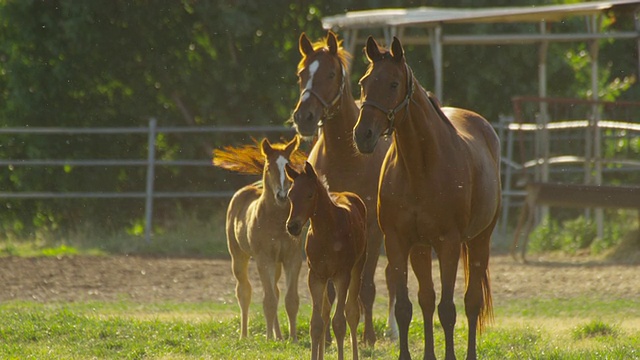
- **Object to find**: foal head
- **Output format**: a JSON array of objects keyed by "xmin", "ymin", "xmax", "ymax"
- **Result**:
[
  {"xmin": 292, "ymin": 31, "xmax": 351, "ymax": 137},
  {"xmin": 353, "ymin": 36, "xmax": 412, "ymax": 154},
  {"xmin": 260, "ymin": 136, "xmax": 300, "ymax": 206},
  {"xmin": 284, "ymin": 162, "xmax": 321, "ymax": 236}
]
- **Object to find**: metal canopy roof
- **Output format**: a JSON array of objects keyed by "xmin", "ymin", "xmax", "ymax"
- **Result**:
[
  {"xmin": 323, "ymin": 1, "xmax": 640, "ymax": 29},
  {"xmin": 321, "ymin": 1, "xmax": 640, "ymax": 102}
]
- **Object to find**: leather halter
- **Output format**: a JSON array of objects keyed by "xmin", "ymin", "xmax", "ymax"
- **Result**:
[
  {"xmin": 361, "ymin": 63, "xmax": 414, "ymax": 137},
  {"xmin": 299, "ymin": 62, "xmax": 346, "ymax": 127}
]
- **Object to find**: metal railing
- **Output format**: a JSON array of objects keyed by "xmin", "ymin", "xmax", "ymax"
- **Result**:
[{"xmin": 0, "ymin": 118, "xmax": 295, "ymax": 242}]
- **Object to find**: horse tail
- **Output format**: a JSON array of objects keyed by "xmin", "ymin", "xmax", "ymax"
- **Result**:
[{"xmin": 461, "ymin": 242, "xmax": 493, "ymax": 333}]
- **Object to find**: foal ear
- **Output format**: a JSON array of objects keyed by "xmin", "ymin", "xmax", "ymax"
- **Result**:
[
  {"xmin": 299, "ymin": 32, "xmax": 314, "ymax": 57},
  {"xmin": 284, "ymin": 162, "xmax": 299, "ymax": 180},
  {"xmin": 365, "ymin": 36, "xmax": 382, "ymax": 63},
  {"xmin": 390, "ymin": 36, "xmax": 404, "ymax": 62},
  {"xmin": 260, "ymin": 138, "xmax": 273, "ymax": 157},
  {"xmin": 304, "ymin": 161, "xmax": 317, "ymax": 177},
  {"xmin": 327, "ymin": 30, "xmax": 338, "ymax": 55}
]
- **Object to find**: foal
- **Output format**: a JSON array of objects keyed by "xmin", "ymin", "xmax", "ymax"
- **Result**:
[
  {"xmin": 285, "ymin": 162, "xmax": 367, "ymax": 360},
  {"xmin": 225, "ymin": 136, "xmax": 303, "ymax": 341}
]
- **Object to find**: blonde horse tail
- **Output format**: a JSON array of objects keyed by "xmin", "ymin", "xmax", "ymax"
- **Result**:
[{"xmin": 461, "ymin": 242, "xmax": 493, "ymax": 333}]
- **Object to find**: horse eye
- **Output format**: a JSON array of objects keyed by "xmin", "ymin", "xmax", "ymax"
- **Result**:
[
  {"xmin": 329, "ymin": 72, "xmax": 336, "ymax": 79},
  {"xmin": 391, "ymin": 81, "xmax": 399, "ymax": 89}
]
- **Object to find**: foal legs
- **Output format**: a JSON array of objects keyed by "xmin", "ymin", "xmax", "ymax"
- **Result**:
[
  {"xmin": 283, "ymin": 252, "xmax": 302, "ymax": 342},
  {"xmin": 347, "ymin": 254, "xmax": 366, "ymax": 360},
  {"xmin": 228, "ymin": 238, "xmax": 252, "ymax": 339},
  {"xmin": 332, "ymin": 274, "xmax": 351, "ymax": 360},
  {"xmin": 309, "ymin": 271, "xmax": 329, "ymax": 360},
  {"xmin": 256, "ymin": 258, "xmax": 282, "ymax": 340}
]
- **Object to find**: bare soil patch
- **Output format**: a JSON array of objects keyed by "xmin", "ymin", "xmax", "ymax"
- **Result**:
[{"xmin": 1, "ymin": 254, "xmax": 638, "ymax": 305}]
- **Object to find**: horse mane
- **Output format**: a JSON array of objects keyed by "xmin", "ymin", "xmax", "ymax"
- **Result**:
[
  {"xmin": 212, "ymin": 138, "xmax": 307, "ymax": 175},
  {"xmin": 425, "ymin": 91, "xmax": 456, "ymax": 130},
  {"xmin": 297, "ymin": 36, "xmax": 352, "ymax": 75}
]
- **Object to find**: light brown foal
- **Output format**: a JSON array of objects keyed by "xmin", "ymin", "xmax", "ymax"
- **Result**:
[{"xmin": 225, "ymin": 136, "xmax": 303, "ymax": 341}]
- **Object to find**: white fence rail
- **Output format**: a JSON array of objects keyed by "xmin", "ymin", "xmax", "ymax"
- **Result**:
[{"xmin": 0, "ymin": 118, "xmax": 295, "ymax": 242}]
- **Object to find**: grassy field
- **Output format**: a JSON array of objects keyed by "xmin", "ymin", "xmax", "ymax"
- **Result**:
[{"xmin": 1, "ymin": 297, "xmax": 639, "ymax": 359}]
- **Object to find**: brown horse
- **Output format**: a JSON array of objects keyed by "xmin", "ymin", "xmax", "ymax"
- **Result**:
[
  {"xmin": 285, "ymin": 161, "xmax": 367, "ymax": 360},
  {"xmin": 224, "ymin": 136, "xmax": 304, "ymax": 341},
  {"xmin": 292, "ymin": 30, "xmax": 391, "ymax": 345},
  {"xmin": 353, "ymin": 36, "xmax": 501, "ymax": 360}
]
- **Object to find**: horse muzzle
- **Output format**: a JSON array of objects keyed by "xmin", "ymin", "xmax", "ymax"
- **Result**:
[
  {"xmin": 293, "ymin": 109, "xmax": 319, "ymax": 137},
  {"xmin": 275, "ymin": 191, "xmax": 288, "ymax": 206},
  {"xmin": 353, "ymin": 127, "xmax": 379, "ymax": 154},
  {"xmin": 286, "ymin": 220, "xmax": 302, "ymax": 236}
]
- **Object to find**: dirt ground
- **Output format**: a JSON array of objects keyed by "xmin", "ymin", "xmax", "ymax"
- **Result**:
[{"xmin": 1, "ymin": 253, "xmax": 638, "ymax": 305}]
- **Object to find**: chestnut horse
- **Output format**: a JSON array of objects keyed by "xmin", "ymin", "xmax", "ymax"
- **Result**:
[
  {"xmin": 292, "ymin": 30, "xmax": 391, "ymax": 345},
  {"xmin": 225, "ymin": 136, "xmax": 303, "ymax": 341},
  {"xmin": 285, "ymin": 161, "xmax": 367, "ymax": 360},
  {"xmin": 353, "ymin": 36, "xmax": 501, "ymax": 360}
]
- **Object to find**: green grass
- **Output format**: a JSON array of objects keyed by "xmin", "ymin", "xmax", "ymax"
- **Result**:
[
  {"xmin": 1, "ymin": 298, "xmax": 639, "ymax": 359},
  {"xmin": 0, "ymin": 211, "xmax": 230, "ymax": 259}
]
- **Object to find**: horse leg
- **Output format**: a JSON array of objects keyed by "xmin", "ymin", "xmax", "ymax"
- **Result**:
[
  {"xmin": 347, "ymin": 253, "xmax": 366, "ymax": 360},
  {"xmin": 463, "ymin": 226, "xmax": 494, "ymax": 360},
  {"xmin": 321, "ymin": 285, "xmax": 332, "ymax": 360},
  {"xmin": 325, "ymin": 280, "xmax": 336, "ymax": 346},
  {"xmin": 410, "ymin": 245, "xmax": 436, "ymax": 360},
  {"xmin": 385, "ymin": 260, "xmax": 398, "ymax": 341},
  {"xmin": 435, "ymin": 235, "xmax": 462, "ymax": 360},
  {"xmin": 283, "ymin": 250, "xmax": 302, "ymax": 342},
  {"xmin": 361, "ymin": 222, "xmax": 383, "ymax": 346},
  {"xmin": 228, "ymin": 235, "xmax": 251, "ymax": 339},
  {"xmin": 273, "ymin": 262, "xmax": 283, "ymax": 340},
  {"xmin": 332, "ymin": 274, "xmax": 350, "ymax": 360},
  {"xmin": 385, "ymin": 231, "xmax": 412, "ymax": 360},
  {"xmin": 256, "ymin": 258, "xmax": 280, "ymax": 340},
  {"xmin": 309, "ymin": 271, "xmax": 328, "ymax": 360}
]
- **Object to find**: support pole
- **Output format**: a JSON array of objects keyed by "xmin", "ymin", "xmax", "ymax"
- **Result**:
[
  {"xmin": 588, "ymin": 15, "xmax": 604, "ymax": 239},
  {"xmin": 145, "ymin": 118, "xmax": 157, "ymax": 243},
  {"xmin": 538, "ymin": 21, "xmax": 550, "ymax": 222},
  {"xmin": 430, "ymin": 25, "xmax": 444, "ymax": 100}
]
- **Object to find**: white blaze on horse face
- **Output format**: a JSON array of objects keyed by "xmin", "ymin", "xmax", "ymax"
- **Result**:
[
  {"xmin": 276, "ymin": 155, "xmax": 289, "ymax": 196},
  {"xmin": 301, "ymin": 60, "xmax": 320, "ymax": 102}
]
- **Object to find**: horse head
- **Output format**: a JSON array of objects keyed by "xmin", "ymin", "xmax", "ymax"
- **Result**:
[
  {"xmin": 353, "ymin": 36, "xmax": 413, "ymax": 154},
  {"xmin": 292, "ymin": 31, "xmax": 349, "ymax": 137},
  {"xmin": 284, "ymin": 161, "xmax": 318, "ymax": 236},
  {"xmin": 260, "ymin": 135, "xmax": 300, "ymax": 206}
]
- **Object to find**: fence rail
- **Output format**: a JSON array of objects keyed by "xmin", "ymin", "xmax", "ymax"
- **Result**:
[{"xmin": 0, "ymin": 119, "xmax": 295, "ymax": 242}]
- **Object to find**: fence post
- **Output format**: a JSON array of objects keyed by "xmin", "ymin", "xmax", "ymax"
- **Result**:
[{"xmin": 145, "ymin": 118, "xmax": 157, "ymax": 243}]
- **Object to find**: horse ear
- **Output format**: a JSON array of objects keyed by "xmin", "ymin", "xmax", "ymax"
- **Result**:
[
  {"xmin": 327, "ymin": 31, "xmax": 338, "ymax": 55},
  {"xmin": 299, "ymin": 33, "xmax": 314, "ymax": 57},
  {"xmin": 284, "ymin": 162, "xmax": 299, "ymax": 180},
  {"xmin": 365, "ymin": 36, "xmax": 381, "ymax": 63},
  {"xmin": 284, "ymin": 135, "xmax": 300, "ymax": 156},
  {"xmin": 260, "ymin": 138, "xmax": 273, "ymax": 157},
  {"xmin": 390, "ymin": 36, "xmax": 404, "ymax": 62},
  {"xmin": 304, "ymin": 161, "xmax": 316, "ymax": 177}
]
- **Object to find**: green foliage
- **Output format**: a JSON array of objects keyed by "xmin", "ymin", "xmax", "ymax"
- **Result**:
[
  {"xmin": 0, "ymin": 0, "xmax": 637, "ymax": 238},
  {"xmin": 528, "ymin": 212, "xmax": 638, "ymax": 255},
  {"xmin": 0, "ymin": 210, "xmax": 229, "ymax": 258}
]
